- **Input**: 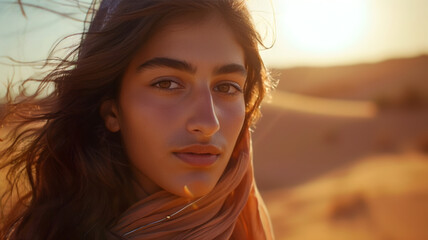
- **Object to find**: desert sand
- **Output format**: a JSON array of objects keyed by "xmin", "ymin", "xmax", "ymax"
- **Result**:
[{"xmin": 254, "ymin": 56, "xmax": 428, "ymax": 240}]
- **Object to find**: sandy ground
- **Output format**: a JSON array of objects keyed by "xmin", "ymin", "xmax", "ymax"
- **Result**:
[
  {"xmin": 260, "ymin": 152, "xmax": 428, "ymax": 240},
  {"xmin": 254, "ymin": 95, "xmax": 428, "ymax": 239}
]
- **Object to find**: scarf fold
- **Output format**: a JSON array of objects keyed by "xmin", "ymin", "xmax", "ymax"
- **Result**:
[{"xmin": 109, "ymin": 129, "xmax": 274, "ymax": 239}]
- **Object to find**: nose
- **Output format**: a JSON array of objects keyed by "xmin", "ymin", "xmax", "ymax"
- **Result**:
[{"xmin": 186, "ymin": 86, "xmax": 220, "ymax": 138}]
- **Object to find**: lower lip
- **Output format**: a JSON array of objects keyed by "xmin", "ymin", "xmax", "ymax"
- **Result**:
[{"xmin": 173, "ymin": 153, "xmax": 219, "ymax": 167}]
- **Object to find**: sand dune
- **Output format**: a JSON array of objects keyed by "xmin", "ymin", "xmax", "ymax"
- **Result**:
[
  {"xmin": 272, "ymin": 55, "xmax": 428, "ymax": 101},
  {"xmin": 261, "ymin": 153, "xmax": 428, "ymax": 240},
  {"xmin": 268, "ymin": 90, "xmax": 377, "ymax": 118},
  {"xmin": 253, "ymin": 56, "xmax": 428, "ymax": 239}
]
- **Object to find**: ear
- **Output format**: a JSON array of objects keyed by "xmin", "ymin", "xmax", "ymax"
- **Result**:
[{"xmin": 100, "ymin": 99, "xmax": 121, "ymax": 132}]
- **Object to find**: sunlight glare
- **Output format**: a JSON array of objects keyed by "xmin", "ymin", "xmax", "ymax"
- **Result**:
[{"xmin": 278, "ymin": 0, "xmax": 368, "ymax": 53}]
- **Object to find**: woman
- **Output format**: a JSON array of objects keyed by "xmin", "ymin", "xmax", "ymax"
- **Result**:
[{"xmin": 0, "ymin": 0, "xmax": 276, "ymax": 239}]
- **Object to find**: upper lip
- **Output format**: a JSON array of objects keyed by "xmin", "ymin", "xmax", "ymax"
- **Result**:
[{"xmin": 173, "ymin": 144, "xmax": 222, "ymax": 155}]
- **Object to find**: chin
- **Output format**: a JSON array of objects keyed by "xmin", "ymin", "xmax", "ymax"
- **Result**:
[{"xmin": 169, "ymin": 179, "xmax": 217, "ymax": 199}]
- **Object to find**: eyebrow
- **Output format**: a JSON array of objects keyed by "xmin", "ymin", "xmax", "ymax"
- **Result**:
[
  {"xmin": 214, "ymin": 63, "xmax": 247, "ymax": 77},
  {"xmin": 137, "ymin": 57, "xmax": 196, "ymax": 73},
  {"xmin": 136, "ymin": 57, "xmax": 247, "ymax": 77}
]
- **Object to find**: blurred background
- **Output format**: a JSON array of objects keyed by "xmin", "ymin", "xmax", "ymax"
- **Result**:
[
  {"xmin": 247, "ymin": 1, "xmax": 428, "ymax": 240},
  {"xmin": 1, "ymin": 0, "xmax": 428, "ymax": 239}
]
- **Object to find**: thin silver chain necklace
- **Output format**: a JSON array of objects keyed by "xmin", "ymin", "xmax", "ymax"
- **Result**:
[{"xmin": 122, "ymin": 194, "xmax": 207, "ymax": 237}]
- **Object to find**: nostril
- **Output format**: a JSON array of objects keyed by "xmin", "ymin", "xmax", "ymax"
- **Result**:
[{"xmin": 187, "ymin": 118, "xmax": 220, "ymax": 136}]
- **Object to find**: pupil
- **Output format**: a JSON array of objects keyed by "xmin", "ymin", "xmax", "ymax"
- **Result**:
[
  {"xmin": 219, "ymin": 85, "xmax": 230, "ymax": 92},
  {"xmin": 159, "ymin": 81, "xmax": 171, "ymax": 88}
]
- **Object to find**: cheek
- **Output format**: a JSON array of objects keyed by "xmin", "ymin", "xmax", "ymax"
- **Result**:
[
  {"xmin": 124, "ymin": 90, "xmax": 179, "ymax": 123},
  {"xmin": 117, "ymin": 91, "xmax": 187, "ymax": 191},
  {"xmin": 119, "ymin": 87, "xmax": 191, "ymax": 141},
  {"xmin": 122, "ymin": 91, "xmax": 191, "ymax": 152},
  {"xmin": 215, "ymin": 99, "xmax": 246, "ymax": 184},
  {"xmin": 215, "ymin": 97, "xmax": 246, "ymax": 154}
]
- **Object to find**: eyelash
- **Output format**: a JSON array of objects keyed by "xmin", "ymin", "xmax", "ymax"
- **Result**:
[
  {"xmin": 214, "ymin": 82, "xmax": 243, "ymax": 95},
  {"xmin": 150, "ymin": 78, "xmax": 183, "ymax": 91},
  {"xmin": 150, "ymin": 79, "xmax": 243, "ymax": 96}
]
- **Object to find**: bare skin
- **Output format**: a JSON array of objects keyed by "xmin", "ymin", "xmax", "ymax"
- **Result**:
[{"xmin": 100, "ymin": 15, "xmax": 246, "ymax": 199}]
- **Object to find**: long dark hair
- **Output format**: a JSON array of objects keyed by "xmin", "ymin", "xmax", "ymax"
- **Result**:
[{"xmin": 0, "ymin": 0, "xmax": 275, "ymax": 239}]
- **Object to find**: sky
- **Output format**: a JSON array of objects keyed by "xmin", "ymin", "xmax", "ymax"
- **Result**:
[
  {"xmin": 0, "ymin": 0, "xmax": 428, "ymax": 88},
  {"xmin": 248, "ymin": 0, "xmax": 428, "ymax": 67}
]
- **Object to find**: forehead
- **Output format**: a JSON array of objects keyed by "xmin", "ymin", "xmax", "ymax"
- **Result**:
[{"xmin": 129, "ymin": 15, "xmax": 245, "ymax": 68}]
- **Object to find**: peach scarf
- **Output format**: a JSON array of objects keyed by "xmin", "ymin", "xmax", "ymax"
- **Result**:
[{"xmin": 108, "ymin": 129, "xmax": 274, "ymax": 239}]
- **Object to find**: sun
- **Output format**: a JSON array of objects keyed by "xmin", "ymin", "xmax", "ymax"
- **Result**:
[{"xmin": 277, "ymin": 0, "xmax": 368, "ymax": 53}]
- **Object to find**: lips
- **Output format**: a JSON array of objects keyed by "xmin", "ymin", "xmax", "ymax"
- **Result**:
[{"xmin": 173, "ymin": 144, "xmax": 221, "ymax": 167}]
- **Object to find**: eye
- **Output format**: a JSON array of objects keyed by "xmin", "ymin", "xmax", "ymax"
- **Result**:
[
  {"xmin": 151, "ymin": 79, "xmax": 183, "ymax": 90},
  {"xmin": 214, "ymin": 82, "xmax": 243, "ymax": 95}
]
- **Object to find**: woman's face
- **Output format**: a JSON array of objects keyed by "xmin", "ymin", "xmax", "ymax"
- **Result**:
[{"xmin": 104, "ymin": 16, "xmax": 246, "ymax": 199}]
